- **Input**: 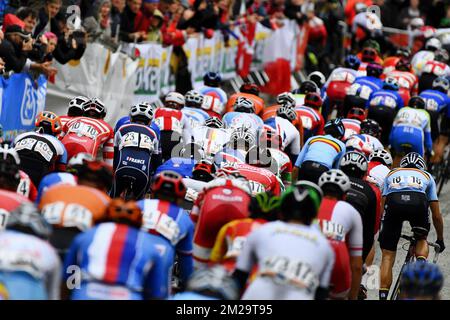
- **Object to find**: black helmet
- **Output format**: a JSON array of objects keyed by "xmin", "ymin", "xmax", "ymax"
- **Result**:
[
  {"xmin": 248, "ymin": 192, "xmax": 281, "ymax": 221},
  {"xmin": 409, "ymin": 96, "xmax": 426, "ymax": 109},
  {"xmin": 360, "ymin": 119, "xmax": 381, "ymax": 138},
  {"xmin": 400, "ymin": 152, "xmax": 427, "ymax": 171},
  {"xmin": 339, "ymin": 151, "xmax": 368, "ymax": 179},
  {"xmin": 294, "ymin": 80, "xmax": 318, "ymax": 95},
  {"xmin": 203, "ymin": 71, "xmax": 222, "ymax": 87},
  {"xmin": 324, "ymin": 118, "xmax": 345, "ymax": 140}
]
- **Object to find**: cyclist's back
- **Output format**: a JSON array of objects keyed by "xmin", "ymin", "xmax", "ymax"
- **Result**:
[{"xmin": 36, "ymin": 172, "xmax": 77, "ymax": 204}]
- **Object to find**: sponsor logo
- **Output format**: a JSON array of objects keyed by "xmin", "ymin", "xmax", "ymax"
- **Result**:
[{"xmin": 211, "ymin": 194, "xmax": 243, "ymax": 202}]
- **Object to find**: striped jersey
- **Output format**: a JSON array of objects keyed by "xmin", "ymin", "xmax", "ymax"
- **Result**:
[
  {"xmin": 295, "ymin": 105, "xmax": 325, "ymax": 139},
  {"xmin": 295, "ymin": 134, "xmax": 346, "ymax": 169}
]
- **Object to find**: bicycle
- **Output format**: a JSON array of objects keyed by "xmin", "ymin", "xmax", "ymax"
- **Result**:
[{"xmin": 389, "ymin": 226, "xmax": 441, "ymax": 300}]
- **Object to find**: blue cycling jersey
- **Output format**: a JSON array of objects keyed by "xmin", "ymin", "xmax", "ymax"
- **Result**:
[
  {"xmin": 382, "ymin": 167, "xmax": 438, "ymax": 201},
  {"xmin": 369, "ymin": 89, "xmax": 404, "ymax": 110},
  {"xmin": 354, "ymin": 76, "xmax": 384, "ymax": 93},
  {"xmin": 155, "ymin": 157, "xmax": 197, "ymax": 178},
  {"xmin": 419, "ymin": 89, "xmax": 450, "ymax": 115},
  {"xmin": 114, "ymin": 116, "xmax": 161, "ymax": 138},
  {"xmin": 295, "ymin": 134, "xmax": 346, "ymax": 169}
]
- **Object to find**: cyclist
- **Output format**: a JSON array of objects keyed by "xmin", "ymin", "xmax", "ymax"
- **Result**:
[
  {"xmin": 368, "ymin": 77, "xmax": 404, "ymax": 144},
  {"xmin": 13, "ymin": 111, "xmax": 68, "ymax": 186},
  {"xmin": 383, "ymin": 48, "xmax": 411, "ymax": 75},
  {"xmin": 342, "ymin": 107, "xmax": 366, "ymax": 140},
  {"xmin": 378, "ymin": 152, "xmax": 445, "ymax": 300},
  {"xmin": 418, "ymin": 49, "xmax": 450, "ymax": 93},
  {"xmin": 343, "ymin": 82, "xmax": 374, "ymax": 115},
  {"xmin": 201, "ymin": 95, "xmax": 225, "ymax": 118},
  {"xmin": 191, "ymin": 167, "xmax": 252, "ymax": 267},
  {"xmin": 317, "ymin": 169, "xmax": 363, "ymax": 300},
  {"xmin": 295, "ymin": 92, "xmax": 325, "ymax": 140},
  {"xmin": 192, "ymin": 117, "xmax": 231, "ymax": 158},
  {"xmin": 62, "ymin": 198, "xmax": 171, "ymax": 300},
  {"xmin": 214, "ymin": 126, "xmax": 255, "ymax": 168},
  {"xmin": 367, "ymin": 149, "xmax": 393, "ymax": 194},
  {"xmin": 233, "ymin": 183, "xmax": 334, "ymax": 300},
  {"xmin": 354, "ymin": 63, "xmax": 384, "ymax": 93},
  {"xmin": 59, "ymin": 96, "xmax": 89, "ymax": 128},
  {"xmin": 359, "ymin": 119, "xmax": 384, "ymax": 150},
  {"xmin": 198, "ymin": 71, "xmax": 228, "ymax": 106},
  {"xmin": 293, "ymin": 118, "xmax": 346, "ymax": 184},
  {"xmin": 182, "ymin": 90, "xmax": 210, "ymax": 129},
  {"xmin": 292, "ymin": 80, "xmax": 320, "ymax": 107},
  {"xmin": 226, "ymin": 82, "xmax": 265, "ymax": 116},
  {"xmin": 399, "ymin": 261, "xmax": 444, "ymax": 300},
  {"xmin": 389, "ymin": 96, "xmax": 432, "ymax": 166},
  {"xmin": 0, "ymin": 202, "xmax": 59, "ymax": 300},
  {"xmin": 60, "ymin": 97, "xmax": 114, "ymax": 165},
  {"xmin": 308, "ymin": 71, "xmax": 327, "ymax": 94},
  {"xmin": 411, "ymin": 37, "xmax": 441, "ymax": 76},
  {"xmin": 210, "ymin": 191, "xmax": 280, "ymax": 272},
  {"xmin": 223, "ymin": 97, "xmax": 264, "ymax": 137},
  {"xmin": 138, "ymin": 171, "xmax": 195, "ymax": 287},
  {"xmin": 384, "ymin": 57, "xmax": 418, "ymax": 106},
  {"xmin": 111, "ymin": 103, "xmax": 161, "ymax": 200}
]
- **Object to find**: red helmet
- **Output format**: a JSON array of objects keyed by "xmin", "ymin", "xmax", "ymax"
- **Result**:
[
  {"xmin": 240, "ymin": 82, "xmax": 260, "ymax": 96},
  {"xmin": 347, "ymin": 107, "xmax": 366, "ymax": 122},
  {"xmin": 151, "ymin": 170, "xmax": 186, "ymax": 200},
  {"xmin": 304, "ymin": 92, "xmax": 323, "ymax": 109}
]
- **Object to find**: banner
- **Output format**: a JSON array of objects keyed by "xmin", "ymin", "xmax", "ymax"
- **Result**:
[{"xmin": 0, "ymin": 74, "xmax": 47, "ymax": 141}]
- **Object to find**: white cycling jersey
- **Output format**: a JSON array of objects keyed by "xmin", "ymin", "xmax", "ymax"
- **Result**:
[
  {"xmin": 367, "ymin": 162, "xmax": 390, "ymax": 191},
  {"xmin": 0, "ymin": 230, "xmax": 61, "ymax": 300},
  {"xmin": 192, "ymin": 126, "xmax": 231, "ymax": 157},
  {"xmin": 362, "ymin": 134, "xmax": 384, "ymax": 151},
  {"xmin": 264, "ymin": 117, "xmax": 301, "ymax": 156},
  {"xmin": 411, "ymin": 50, "xmax": 435, "ymax": 75},
  {"xmin": 236, "ymin": 221, "xmax": 334, "ymax": 300}
]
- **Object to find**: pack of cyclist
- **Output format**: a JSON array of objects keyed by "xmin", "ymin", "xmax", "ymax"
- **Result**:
[{"xmin": 0, "ymin": 37, "xmax": 448, "ymax": 300}]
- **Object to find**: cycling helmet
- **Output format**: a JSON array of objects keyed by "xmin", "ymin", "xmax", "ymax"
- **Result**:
[
  {"xmin": 233, "ymin": 96, "xmax": 255, "ymax": 113},
  {"xmin": 400, "ymin": 152, "xmax": 427, "ymax": 171},
  {"xmin": 396, "ymin": 47, "xmax": 411, "ymax": 58},
  {"xmin": 399, "ymin": 261, "xmax": 443, "ymax": 299},
  {"xmin": 192, "ymin": 159, "xmax": 216, "ymax": 182},
  {"xmin": 339, "ymin": 151, "xmax": 368, "ymax": 179},
  {"xmin": 280, "ymin": 184, "xmax": 322, "ymax": 224},
  {"xmin": 425, "ymin": 38, "xmax": 442, "ymax": 52},
  {"xmin": 204, "ymin": 117, "xmax": 224, "ymax": 129},
  {"xmin": 395, "ymin": 57, "xmax": 412, "ymax": 72},
  {"xmin": 347, "ymin": 107, "xmax": 366, "ymax": 122},
  {"xmin": 355, "ymin": 2, "xmax": 367, "ymax": 13},
  {"xmin": 409, "ymin": 96, "xmax": 426, "ymax": 109},
  {"xmin": 304, "ymin": 92, "xmax": 323, "ymax": 109},
  {"xmin": 277, "ymin": 105, "xmax": 297, "ymax": 122},
  {"xmin": 434, "ymin": 49, "xmax": 449, "ymax": 63},
  {"xmin": 324, "ymin": 118, "xmax": 345, "ymax": 140},
  {"xmin": 369, "ymin": 149, "xmax": 393, "ymax": 167},
  {"xmin": 76, "ymin": 159, "xmax": 113, "ymax": 191},
  {"xmin": 318, "ymin": 169, "xmax": 351, "ymax": 196},
  {"xmin": 104, "ymin": 198, "xmax": 142, "ymax": 229},
  {"xmin": 276, "ymin": 92, "xmax": 296, "ymax": 108},
  {"xmin": 35, "ymin": 111, "xmax": 62, "ymax": 136},
  {"xmin": 432, "ymin": 77, "xmax": 450, "ymax": 93},
  {"xmin": 360, "ymin": 119, "xmax": 381, "ymax": 138},
  {"xmin": 151, "ymin": 170, "xmax": 187, "ymax": 200},
  {"xmin": 68, "ymin": 96, "xmax": 89, "ymax": 117},
  {"xmin": 203, "ymin": 71, "xmax": 222, "ymax": 87},
  {"xmin": 165, "ymin": 92, "xmax": 185, "ymax": 109},
  {"xmin": 383, "ymin": 76, "xmax": 399, "ymax": 91},
  {"xmin": 130, "ymin": 102, "xmax": 155, "ymax": 124},
  {"xmin": 6, "ymin": 202, "xmax": 52, "ymax": 239},
  {"xmin": 410, "ymin": 17, "xmax": 425, "ymax": 29},
  {"xmin": 344, "ymin": 55, "xmax": 361, "ymax": 70},
  {"xmin": 67, "ymin": 152, "xmax": 95, "ymax": 174},
  {"xmin": 240, "ymin": 82, "xmax": 260, "ymax": 96},
  {"xmin": 363, "ymin": 39, "xmax": 381, "ymax": 54},
  {"xmin": 366, "ymin": 63, "xmax": 384, "ymax": 78},
  {"xmin": 0, "ymin": 143, "xmax": 20, "ymax": 165},
  {"xmin": 296, "ymin": 80, "xmax": 318, "ymax": 95},
  {"xmin": 186, "ymin": 265, "xmax": 240, "ymax": 300},
  {"xmin": 179, "ymin": 142, "xmax": 205, "ymax": 160},
  {"xmin": 0, "ymin": 144, "xmax": 20, "ymax": 188},
  {"xmin": 82, "ymin": 98, "xmax": 107, "ymax": 119},
  {"xmin": 248, "ymin": 191, "xmax": 281, "ymax": 221},
  {"xmin": 229, "ymin": 127, "xmax": 256, "ymax": 151},
  {"xmin": 361, "ymin": 47, "xmax": 378, "ymax": 63},
  {"xmin": 185, "ymin": 90, "xmax": 204, "ymax": 108},
  {"xmin": 215, "ymin": 165, "xmax": 242, "ymax": 179},
  {"xmin": 308, "ymin": 71, "xmax": 326, "ymax": 88},
  {"xmin": 259, "ymin": 127, "xmax": 282, "ymax": 150}
]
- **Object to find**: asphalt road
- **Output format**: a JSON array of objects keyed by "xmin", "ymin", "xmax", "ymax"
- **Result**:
[{"xmin": 366, "ymin": 182, "xmax": 450, "ymax": 300}]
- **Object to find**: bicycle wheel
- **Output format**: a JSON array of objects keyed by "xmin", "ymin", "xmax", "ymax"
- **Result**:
[{"xmin": 390, "ymin": 251, "xmax": 414, "ymax": 300}]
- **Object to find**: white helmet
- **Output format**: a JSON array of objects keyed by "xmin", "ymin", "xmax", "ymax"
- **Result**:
[
  {"xmin": 308, "ymin": 71, "xmax": 326, "ymax": 88},
  {"xmin": 276, "ymin": 92, "xmax": 296, "ymax": 108},
  {"xmin": 165, "ymin": 92, "xmax": 185, "ymax": 108},
  {"xmin": 130, "ymin": 102, "xmax": 155, "ymax": 123},
  {"xmin": 369, "ymin": 149, "xmax": 393, "ymax": 167},
  {"xmin": 82, "ymin": 97, "xmax": 107, "ymax": 118},
  {"xmin": 355, "ymin": 3, "xmax": 367, "ymax": 13},
  {"xmin": 410, "ymin": 17, "xmax": 425, "ymax": 29},
  {"xmin": 0, "ymin": 144, "xmax": 20, "ymax": 165},
  {"xmin": 318, "ymin": 169, "xmax": 351, "ymax": 194},
  {"xmin": 68, "ymin": 96, "xmax": 89, "ymax": 113},
  {"xmin": 425, "ymin": 38, "xmax": 442, "ymax": 51},
  {"xmin": 229, "ymin": 127, "xmax": 256, "ymax": 150},
  {"xmin": 185, "ymin": 90, "xmax": 204, "ymax": 108}
]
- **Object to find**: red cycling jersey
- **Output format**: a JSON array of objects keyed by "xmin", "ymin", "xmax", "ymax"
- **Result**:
[
  {"xmin": 61, "ymin": 117, "xmax": 114, "ymax": 165},
  {"xmin": 235, "ymin": 163, "xmax": 281, "ymax": 196},
  {"xmin": 384, "ymin": 70, "xmax": 418, "ymax": 105},
  {"xmin": 295, "ymin": 105, "xmax": 325, "ymax": 136}
]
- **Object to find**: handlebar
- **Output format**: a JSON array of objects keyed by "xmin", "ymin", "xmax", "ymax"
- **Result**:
[{"xmin": 400, "ymin": 233, "xmax": 441, "ymax": 263}]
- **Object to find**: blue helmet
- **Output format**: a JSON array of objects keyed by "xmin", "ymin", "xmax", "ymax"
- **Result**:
[
  {"xmin": 432, "ymin": 76, "xmax": 450, "ymax": 93},
  {"xmin": 344, "ymin": 55, "xmax": 361, "ymax": 70},
  {"xmin": 203, "ymin": 71, "xmax": 222, "ymax": 87},
  {"xmin": 400, "ymin": 261, "xmax": 443, "ymax": 299},
  {"xmin": 383, "ymin": 76, "xmax": 399, "ymax": 91},
  {"xmin": 324, "ymin": 118, "xmax": 345, "ymax": 140}
]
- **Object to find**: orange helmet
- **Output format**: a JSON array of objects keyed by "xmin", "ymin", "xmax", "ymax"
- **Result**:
[
  {"xmin": 105, "ymin": 198, "xmax": 142, "ymax": 228},
  {"xmin": 35, "ymin": 111, "xmax": 62, "ymax": 136}
]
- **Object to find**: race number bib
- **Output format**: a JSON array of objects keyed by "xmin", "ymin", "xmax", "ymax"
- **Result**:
[
  {"xmin": 301, "ymin": 116, "xmax": 313, "ymax": 130},
  {"xmin": 34, "ymin": 141, "xmax": 54, "ymax": 162},
  {"xmin": 15, "ymin": 138, "xmax": 37, "ymax": 151},
  {"xmin": 396, "ymin": 77, "xmax": 410, "ymax": 89},
  {"xmin": 120, "ymin": 132, "xmax": 155, "ymax": 152},
  {"xmin": 0, "ymin": 209, "xmax": 9, "ymax": 231},
  {"xmin": 425, "ymin": 98, "xmax": 439, "ymax": 112},
  {"xmin": 248, "ymin": 181, "xmax": 265, "ymax": 195},
  {"xmin": 69, "ymin": 122, "xmax": 99, "ymax": 139},
  {"xmin": 224, "ymin": 236, "xmax": 246, "ymax": 259},
  {"xmin": 370, "ymin": 96, "xmax": 396, "ymax": 109},
  {"xmin": 389, "ymin": 175, "xmax": 424, "ymax": 190},
  {"xmin": 329, "ymin": 72, "xmax": 355, "ymax": 83},
  {"xmin": 142, "ymin": 209, "xmax": 180, "ymax": 244},
  {"xmin": 320, "ymin": 220, "xmax": 345, "ymax": 241},
  {"xmin": 42, "ymin": 202, "xmax": 93, "ymax": 231},
  {"xmin": 260, "ymin": 256, "xmax": 319, "ymax": 293},
  {"xmin": 348, "ymin": 84, "xmax": 372, "ymax": 100}
]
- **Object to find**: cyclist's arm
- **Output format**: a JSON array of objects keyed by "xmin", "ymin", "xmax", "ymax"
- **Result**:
[
  {"xmin": 103, "ymin": 134, "xmax": 114, "ymax": 166},
  {"xmin": 348, "ymin": 206, "xmax": 364, "ymax": 300},
  {"xmin": 430, "ymin": 201, "xmax": 444, "ymax": 242}
]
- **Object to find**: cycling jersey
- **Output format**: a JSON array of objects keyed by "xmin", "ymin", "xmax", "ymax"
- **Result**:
[
  {"xmin": 114, "ymin": 116, "xmax": 161, "ymax": 137},
  {"xmin": 369, "ymin": 89, "xmax": 405, "ymax": 110},
  {"xmin": 264, "ymin": 116, "xmax": 301, "ymax": 159},
  {"xmin": 36, "ymin": 172, "xmax": 78, "ymax": 204},
  {"xmin": 236, "ymin": 220, "xmax": 334, "ymax": 300},
  {"xmin": 382, "ymin": 167, "xmax": 438, "ymax": 201},
  {"xmin": 17, "ymin": 170, "xmax": 37, "ymax": 202},
  {"xmin": 419, "ymin": 89, "xmax": 450, "ymax": 140},
  {"xmin": 420, "ymin": 60, "xmax": 450, "ymax": 78},
  {"xmin": 200, "ymin": 95, "xmax": 224, "ymax": 118},
  {"xmin": 191, "ymin": 178, "xmax": 251, "ymax": 266},
  {"xmin": 383, "ymin": 56, "xmax": 401, "ymax": 75},
  {"xmin": 354, "ymin": 75, "xmax": 384, "ymax": 93},
  {"xmin": 61, "ymin": 117, "xmax": 114, "ymax": 165},
  {"xmin": 63, "ymin": 222, "xmax": 170, "ymax": 300},
  {"xmin": 345, "ymin": 82, "xmax": 375, "ymax": 109},
  {"xmin": 235, "ymin": 162, "xmax": 282, "ymax": 196},
  {"xmin": 13, "ymin": 132, "xmax": 68, "ymax": 186},
  {"xmin": 324, "ymin": 68, "xmax": 358, "ymax": 89},
  {"xmin": 226, "ymin": 93, "xmax": 264, "ymax": 115},
  {"xmin": 411, "ymin": 50, "xmax": 435, "ymax": 75},
  {"xmin": 152, "ymin": 107, "xmax": 193, "ymax": 143},
  {"xmin": 155, "ymin": 157, "xmax": 196, "ymax": 178},
  {"xmin": 295, "ymin": 105, "xmax": 325, "ymax": 140},
  {"xmin": 0, "ymin": 230, "xmax": 61, "ymax": 300},
  {"xmin": 222, "ymin": 112, "xmax": 264, "ymax": 136},
  {"xmin": 295, "ymin": 134, "xmax": 346, "ymax": 169},
  {"xmin": 366, "ymin": 161, "xmax": 390, "ymax": 192},
  {"xmin": 198, "ymin": 85, "xmax": 228, "ymax": 106},
  {"xmin": 342, "ymin": 118, "xmax": 361, "ymax": 140},
  {"xmin": 214, "ymin": 147, "xmax": 246, "ymax": 167},
  {"xmin": 138, "ymin": 199, "xmax": 194, "ymax": 284},
  {"xmin": 345, "ymin": 134, "xmax": 383, "ymax": 157},
  {"xmin": 384, "ymin": 70, "xmax": 418, "ymax": 105},
  {"xmin": 269, "ymin": 148, "xmax": 293, "ymax": 184},
  {"xmin": 210, "ymin": 218, "xmax": 267, "ymax": 272},
  {"xmin": 181, "ymin": 107, "xmax": 211, "ymax": 129},
  {"xmin": 192, "ymin": 126, "xmax": 231, "ymax": 157},
  {"xmin": 0, "ymin": 190, "xmax": 30, "ymax": 231},
  {"xmin": 59, "ymin": 115, "xmax": 76, "ymax": 130},
  {"xmin": 389, "ymin": 107, "xmax": 432, "ymax": 156}
]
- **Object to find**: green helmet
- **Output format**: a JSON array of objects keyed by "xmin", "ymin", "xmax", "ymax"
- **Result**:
[
  {"xmin": 248, "ymin": 192, "xmax": 281, "ymax": 221},
  {"xmin": 279, "ymin": 182, "xmax": 323, "ymax": 223}
]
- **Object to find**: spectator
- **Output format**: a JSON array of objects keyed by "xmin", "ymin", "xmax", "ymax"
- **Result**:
[
  {"xmin": 398, "ymin": 0, "xmax": 422, "ymax": 29},
  {"xmin": 119, "ymin": 0, "xmax": 146, "ymax": 42},
  {"xmin": 83, "ymin": 0, "xmax": 113, "ymax": 41},
  {"xmin": 145, "ymin": 9, "xmax": 164, "ymax": 42},
  {"xmin": 110, "ymin": 0, "xmax": 126, "ymax": 39},
  {"xmin": 15, "ymin": 7, "xmax": 38, "ymax": 34},
  {"xmin": 135, "ymin": 0, "xmax": 160, "ymax": 33},
  {"xmin": 34, "ymin": 0, "xmax": 63, "ymax": 38},
  {"xmin": 52, "ymin": 17, "xmax": 87, "ymax": 64}
]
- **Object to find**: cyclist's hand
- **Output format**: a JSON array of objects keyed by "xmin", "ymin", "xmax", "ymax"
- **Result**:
[{"xmin": 436, "ymin": 239, "xmax": 445, "ymax": 253}]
